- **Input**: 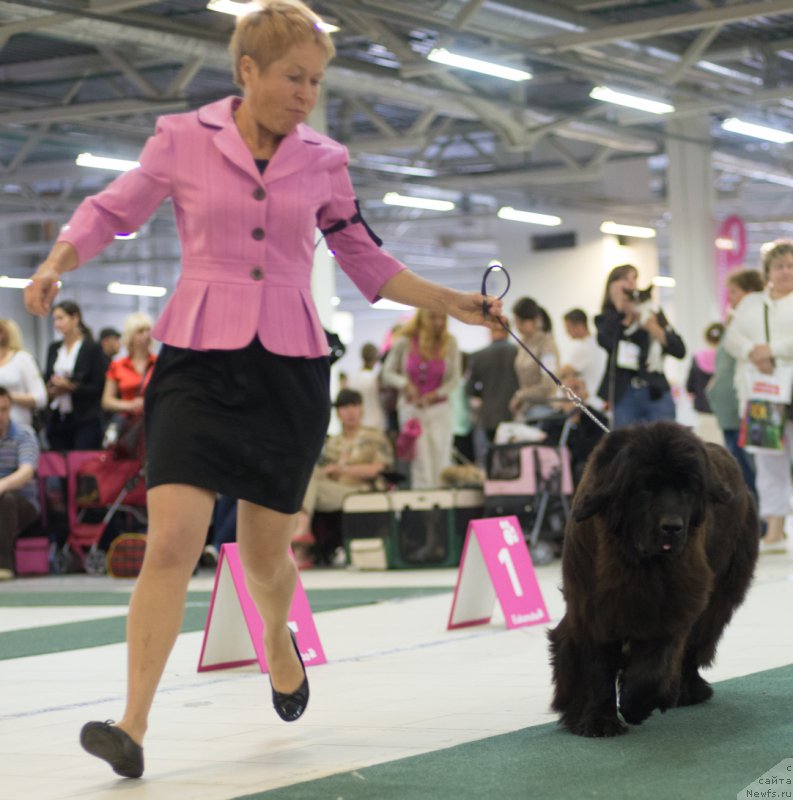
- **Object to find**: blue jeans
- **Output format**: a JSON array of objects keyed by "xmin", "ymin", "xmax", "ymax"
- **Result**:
[
  {"xmin": 721, "ymin": 429, "xmax": 757, "ymax": 499},
  {"xmin": 613, "ymin": 384, "xmax": 676, "ymax": 429}
]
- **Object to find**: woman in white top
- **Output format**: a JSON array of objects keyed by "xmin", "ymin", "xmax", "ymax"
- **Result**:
[
  {"xmin": 0, "ymin": 318, "xmax": 47, "ymax": 427},
  {"xmin": 348, "ymin": 342, "xmax": 386, "ymax": 431},
  {"xmin": 724, "ymin": 239, "xmax": 793, "ymax": 552}
]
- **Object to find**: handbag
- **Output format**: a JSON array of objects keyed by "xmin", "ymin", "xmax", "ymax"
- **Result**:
[
  {"xmin": 106, "ymin": 533, "xmax": 147, "ymax": 578},
  {"xmin": 394, "ymin": 417, "xmax": 422, "ymax": 462},
  {"xmin": 103, "ymin": 362, "xmax": 153, "ymax": 458},
  {"xmin": 737, "ymin": 305, "xmax": 792, "ymax": 454}
]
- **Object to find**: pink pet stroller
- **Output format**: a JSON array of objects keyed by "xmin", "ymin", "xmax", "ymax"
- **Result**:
[
  {"xmin": 46, "ymin": 448, "xmax": 147, "ymax": 575},
  {"xmin": 484, "ymin": 429, "xmax": 574, "ymax": 565}
]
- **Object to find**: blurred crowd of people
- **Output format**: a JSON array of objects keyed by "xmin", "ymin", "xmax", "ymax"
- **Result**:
[{"xmin": 2, "ymin": 239, "xmax": 792, "ymax": 576}]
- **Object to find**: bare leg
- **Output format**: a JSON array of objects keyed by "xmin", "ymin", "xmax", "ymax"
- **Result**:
[
  {"xmin": 115, "ymin": 484, "xmax": 215, "ymax": 745},
  {"xmin": 236, "ymin": 500, "xmax": 305, "ymax": 694},
  {"xmin": 764, "ymin": 515, "xmax": 786, "ymax": 544}
]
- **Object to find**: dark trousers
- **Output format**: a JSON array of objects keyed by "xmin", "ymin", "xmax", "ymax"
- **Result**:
[
  {"xmin": 46, "ymin": 413, "xmax": 103, "ymax": 451},
  {"xmin": 0, "ymin": 493, "xmax": 40, "ymax": 570},
  {"xmin": 722, "ymin": 428, "xmax": 757, "ymax": 499}
]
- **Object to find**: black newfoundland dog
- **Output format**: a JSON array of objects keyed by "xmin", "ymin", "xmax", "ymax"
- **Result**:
[{"xmin": 548, "ymin": 421, "xmax": 758, "ymax": 737}]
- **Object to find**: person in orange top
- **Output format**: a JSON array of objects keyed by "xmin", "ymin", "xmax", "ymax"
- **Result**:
[{"xmin": 102, "ymin": 313, "xmax": 157, "ymax": 419}]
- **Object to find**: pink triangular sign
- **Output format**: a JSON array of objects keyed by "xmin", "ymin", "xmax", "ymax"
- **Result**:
[
  {"xmin": 448, "ymin": 516, "xmax": 549, "ymax": 630},
  {"xmin": 198, "ymin": 543, "xmax": 326, "ymax": 672}
]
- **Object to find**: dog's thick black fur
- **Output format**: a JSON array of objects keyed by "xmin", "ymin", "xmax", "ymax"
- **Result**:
[{"xmin": 548, "ymin": 421, "xmax": 758, "ymax": 737}]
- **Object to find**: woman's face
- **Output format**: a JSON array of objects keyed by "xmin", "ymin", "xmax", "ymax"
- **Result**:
[
  {"xmin": 130, "ymin": 326, "xmax": 151, "ymax": 353},
  {"xmin": 52, "ymin": 308, "xmax": 78, "ymax": 337},
  {"xmin": 767, "ymin": 251, "xmax": 793, "ymax": 297},
  {"xmin": 424, "ymin": 311, "xmax": 446, "ymax": 336},
  {"xmin": 240, "ymin": 39, "xmax": 326, "ymax": 137},
  {"xmin": 514, "ymin": 316, "xmax": 537, "ymax": 337},
  {"xmin": 608, "ymin": 269, "xmax": 638, "ymax": 307}
]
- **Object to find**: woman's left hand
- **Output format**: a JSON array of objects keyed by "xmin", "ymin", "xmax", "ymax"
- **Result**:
[{"xmin": 448, "ymin": 292, "xmax": 505, "ymax": 328}]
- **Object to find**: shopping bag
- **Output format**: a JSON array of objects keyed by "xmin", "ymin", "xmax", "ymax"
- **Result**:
[{"xmin": 737, "ymin": 364, "xmax": 792, "ymax": 454}]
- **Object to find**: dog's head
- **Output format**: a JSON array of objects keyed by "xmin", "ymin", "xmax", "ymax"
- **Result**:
[{"xmin": 571, "ymin": 422, "xmax": 732, "ymax": 560}]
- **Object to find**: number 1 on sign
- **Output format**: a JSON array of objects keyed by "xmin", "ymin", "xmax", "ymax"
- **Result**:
[{"xmin": 497, "ymin": 547, "xmax": 523, "ymax": 597}]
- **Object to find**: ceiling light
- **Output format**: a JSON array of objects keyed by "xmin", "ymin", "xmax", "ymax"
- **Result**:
[
  {"xmin": 589, "ymin": 86, "xmax": 674, "ymax": 115},
  {"xmin": 206, "ymin": 0, "xmax": 339, "ymax": 30},
  {"xmin": 721, "ymin": 118, "xmax": 793, "ymax": 144},
  {"xmin": 0, "ymin": 276, "xmax": 30, "ymax": 289},
  {"xmin": 427, "ymin": 48, "xmax": 532, "ymax": 82},
  {"xmin": 206, "ymin": 0, "xmax": 258, "ymax": 15},
  {"xmin": 76, "ymin": 153, "xmax": 139, "ymax": 172},
  {"xmin": 497, "ymin": 207, "xmax": 561, "ymax": 226},
  {"xmin": 383, "ymin": 192, "xmax": 455, "ymax": 211},
  {"xmin": 715, "ymin": 237, "xmax": 735, "ymax": 251},
  {"xmin": 652, "ymin": 276, "xmax": 676, "ymax": 288},
  {"xmin": 600, "ymin": 221, "xmax": 656, "ymax": 239},
  {"xmin": 107, "ymin": 281, "xmax": 167, "ymax": 298},
  {"xmin": 357, "ymin": 161, "xmax": 437, "ymax": 177},
  {"xmin": 371, "ymin": 299, "xmax": 413, "ymax": 311}
]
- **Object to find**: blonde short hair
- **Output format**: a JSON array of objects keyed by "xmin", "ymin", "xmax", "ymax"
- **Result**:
[
  {"xmin": 0, "ymin": 318, "xmax": 23, "ymax": 351},
  {"xmin": 229, "ymin": 0, "xmax": 335, "ymax": 87},
  {"xmin": 122, "ymin": 312, "xmax": 153, "ymax": 351},
  {"xmin": 760, "ymin": 239, "xmax": 793, "ymax": 279}
]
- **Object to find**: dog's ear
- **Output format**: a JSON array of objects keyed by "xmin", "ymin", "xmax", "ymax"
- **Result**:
[
  {"xmin": 572, "ymin": 491, "xmax": 608, "ymax": 522},
  {"xmin": 707, "ymin": 481, "xmax": 733, "ymax": 505}
]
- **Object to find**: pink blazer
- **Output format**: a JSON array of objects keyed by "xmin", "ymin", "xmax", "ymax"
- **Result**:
[{"xmin": 58, "ymin": 96, "xmax": 405, "ymax": 357}]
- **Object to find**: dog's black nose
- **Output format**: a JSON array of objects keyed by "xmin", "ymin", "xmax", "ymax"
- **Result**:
[{"xmin": 660, "ymin": 518, "xmax": 684, "ymax": 536}]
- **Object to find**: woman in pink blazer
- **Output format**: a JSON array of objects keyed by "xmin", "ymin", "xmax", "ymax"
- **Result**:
[{"xmin": 25, "ymin": 0, "xmax": 502, "ymax": 779}]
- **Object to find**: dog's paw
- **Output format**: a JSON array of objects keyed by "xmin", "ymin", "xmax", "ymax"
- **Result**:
[
  {"xmin": 570, "ymin": 715, "xmax": 628, "ymax": 738},
  {"xmin": 618, "ymin": 688, "xmax": 656, "ymax": 726},
  {"xmin": 677, "ymin": 673, "xmax": 713, "ymax": 707}
]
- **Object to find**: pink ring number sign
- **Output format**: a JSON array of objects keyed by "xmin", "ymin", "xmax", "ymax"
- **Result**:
[{"xmin": 448, "ymin": 516, "xmax": 549, "ymax": 630}]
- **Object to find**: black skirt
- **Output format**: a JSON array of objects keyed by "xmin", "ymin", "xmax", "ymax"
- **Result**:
[{"xmin": 144, "ymin": 338, "xmax": 330, "ymax": 514}]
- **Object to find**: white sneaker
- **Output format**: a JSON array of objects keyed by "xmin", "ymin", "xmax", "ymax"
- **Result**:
[
  {"xmin": 0, "ymin": 568, "xmax": 14, "ymax": 581},
  {"xmin": 759, "ymin": 539, "xmax": 787, "ymax": 555}
]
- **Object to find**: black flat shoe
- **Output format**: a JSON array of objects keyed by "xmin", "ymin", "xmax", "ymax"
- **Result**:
[
  {"xmin": 80, "ymin": 720, "xmax": 144, "ymax": 779},
  {"xmin": 270, "ymin": 629, "xmax": 309, "ymax": 722}
]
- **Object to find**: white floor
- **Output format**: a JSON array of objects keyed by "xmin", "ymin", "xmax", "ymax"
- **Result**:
[{"xmin": 1, "ymin": 539, "xmax": 792, "ymax": 800}]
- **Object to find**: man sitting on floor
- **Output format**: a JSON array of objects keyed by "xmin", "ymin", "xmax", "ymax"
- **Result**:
[
  {"xmin": 0, "ymin": 386, "xmax": 41, "ymax": 580},
  {"xmin": 294, "ymin": 389, "xmax": 394, "ymax": 567}
]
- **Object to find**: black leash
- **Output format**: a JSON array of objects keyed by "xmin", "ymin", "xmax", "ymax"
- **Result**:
[{"xmin": 481, "ymin": 262, "xmax": 611, "ymax": 435}]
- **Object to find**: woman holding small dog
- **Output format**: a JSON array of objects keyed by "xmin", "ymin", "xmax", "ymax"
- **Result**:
[
  {"xmin": 724, "ymin": 239, "xmax": 793, "ymax": 554},
  {"xmin": 23, "ymin": 0, "xmax": 502, "ymax": 780},
  {"xmin": 595, "ymin": 264, "xmax": 686, "ymax": 428}
]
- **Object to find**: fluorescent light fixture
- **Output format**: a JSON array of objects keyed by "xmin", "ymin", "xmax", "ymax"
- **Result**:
[
  {"xmin": 721, "ymin": 118, "xmax": 793, "ymax": 144},
  {"xmin": 383, "ymin": 192, "xmax": 455, "ymax": 211},
  {"xmin": 206, "ymin": 0, "xmax": 257, "ymax": 15},
  {"xmin": 76, "ymin": 153, "xmax": 139, "ymax": 172},
  {"xmin": 427, "ymin": 48, "xmax": 531, "ymax": 82},
  {"xmin": 497, "ymin": 207, "xmax": 561, "ymax": 227},
  {"xmin": 715, "ymin": 237, "xmax": 735, "ymax": 251},
  {"xmin": 600, "ymin": 221, "xmax": 656, "ymax": 239},
  {"xmin": 589, "ymin": 86, "xmax": 674, "ymax": 115},
  {"xmin": 358, "ymin": 161, "xmax": 437, "ymax": 177},
  {"xmin": 372, "ymin": 299, "xmax": 413, "ymax": 311},
  {"xmin": 207, "ymin": 0, "xmax": 339, "ymax": 30},
  {"xmin": 107, "ymin": 281, "xmax": 167, "ymax": 298},
  {"xmin": 0, "ymin": 276, "xmax": 30, "ymax": 289},
  {"xmin": 330, "ymin": 296, "xmax": 341, "ymax": 307},
  {"xmin": 114, "ymin": 232, "xmax": 138, "ymax": 240},
  {"xmin": 652, "ymin": 276, "xmax": 676, "ymax": 288}
]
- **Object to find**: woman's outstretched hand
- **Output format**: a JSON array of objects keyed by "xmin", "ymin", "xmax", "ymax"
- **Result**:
[
  {"xmin": 25, "ymin": 262, "xmax": 62, "ymax": 316},
  {"xmin": 448, "ymin": 291, "xmax": 505, "ymax": 329}
]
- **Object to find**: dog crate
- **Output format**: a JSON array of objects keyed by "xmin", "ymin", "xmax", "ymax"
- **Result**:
[{"xmin": 342, "ymin": 488, "xmax": 484, "ymax": 570}]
